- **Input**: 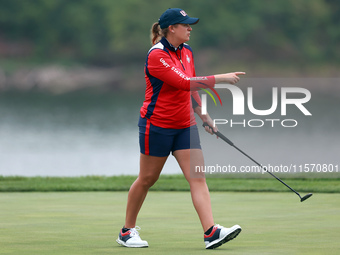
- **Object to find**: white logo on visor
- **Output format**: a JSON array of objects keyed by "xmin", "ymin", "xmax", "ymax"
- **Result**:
[{"xmin": 180, "ymin": 10, "xmax": 187, "ymax": 16}]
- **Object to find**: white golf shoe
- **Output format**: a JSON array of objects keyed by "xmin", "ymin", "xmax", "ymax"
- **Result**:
[
  {"xmin": 116, "ymin": 226, "xmax": 149, "ymax": 248},
  {"xmin": 204, "ymin": 224, "xmax": 242, "ymax": 249}
]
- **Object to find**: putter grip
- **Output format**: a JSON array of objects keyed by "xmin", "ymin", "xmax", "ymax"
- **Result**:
[{"xmin": 202, "ymin": 123, "xmax": 234, "ymax": 146}]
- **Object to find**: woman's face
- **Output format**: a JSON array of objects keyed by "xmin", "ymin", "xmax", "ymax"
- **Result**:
[{"xmin": 171, "ymin": 24, "xmax": 192, "ymax": 43}]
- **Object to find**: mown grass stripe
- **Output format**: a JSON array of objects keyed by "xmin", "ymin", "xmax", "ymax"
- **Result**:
[{"xmin": 0, "ymin": 175, "xmax": 339, "ymax": 193}]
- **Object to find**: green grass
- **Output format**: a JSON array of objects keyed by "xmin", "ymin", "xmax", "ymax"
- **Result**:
[
  {"xmin": 0, "ymin": 191, "xmax": 339, "ymax": 255},
  {"xmin": 1, "ymin": 174, "xmax": 339, "ymax": 193}
]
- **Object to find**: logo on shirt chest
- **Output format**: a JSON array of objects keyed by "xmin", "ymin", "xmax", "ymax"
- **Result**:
[{"xmin": 186, "ymin": 54, "xmax": 191, "ymax": 63}]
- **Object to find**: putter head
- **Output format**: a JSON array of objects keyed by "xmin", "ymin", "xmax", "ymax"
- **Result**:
[{"xmin": 300, "ymin": 193, "xmax": 313, "ymax": 202}]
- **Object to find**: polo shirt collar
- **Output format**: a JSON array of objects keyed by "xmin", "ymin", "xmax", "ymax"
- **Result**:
[{"xmin": 160, "ymin": 37, "xmax": 183, "ymax": 52}]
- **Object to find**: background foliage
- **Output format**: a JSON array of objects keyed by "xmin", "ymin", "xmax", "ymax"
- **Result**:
[{"xmin": 0, "ymin": 0, "xmax": 339, "ymax": 66}]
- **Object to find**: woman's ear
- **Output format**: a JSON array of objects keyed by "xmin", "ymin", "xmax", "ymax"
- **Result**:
[{"xmin": 169, "ymin": 25, "xmax": 175, "ymax": 33}]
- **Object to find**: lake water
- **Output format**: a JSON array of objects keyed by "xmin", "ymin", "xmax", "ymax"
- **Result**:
[{"xmin": 1, "ymin": 78, "xmax": 339, "ymax": 177}]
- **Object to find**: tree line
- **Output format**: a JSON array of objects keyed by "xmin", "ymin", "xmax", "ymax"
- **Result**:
[{"xmin": 0, "ymin": 0, "xmax": 339, "ymax": 66}]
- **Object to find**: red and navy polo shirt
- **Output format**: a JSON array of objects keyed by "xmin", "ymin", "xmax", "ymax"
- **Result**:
[{"xmin": 140, "ymin": 37, "xmax": 215, "ymax": 129}]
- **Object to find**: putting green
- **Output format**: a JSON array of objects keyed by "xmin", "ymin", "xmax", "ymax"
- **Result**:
[{"xmin": 0, "ymin": 192, "xmax": 339, "ymax": 254}]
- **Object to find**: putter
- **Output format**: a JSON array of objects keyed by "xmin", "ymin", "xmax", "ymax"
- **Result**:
[{"xmin": 203, "ymin": 123, "xmax": 313, "ymax": 202}]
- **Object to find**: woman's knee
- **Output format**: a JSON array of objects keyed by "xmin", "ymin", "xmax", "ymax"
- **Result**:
[
  {"xmin": 137, "ymin": 174, "xmax": 159, "ymax": 188},
  {"xmin": 187, "ymin": 177, "xmax": 207, "ymax": 187}
]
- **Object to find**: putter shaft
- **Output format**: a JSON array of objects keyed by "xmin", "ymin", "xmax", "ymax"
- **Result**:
[{"xmin": 203, "ymin": 123, "xmax": 312, "ymax": 202}]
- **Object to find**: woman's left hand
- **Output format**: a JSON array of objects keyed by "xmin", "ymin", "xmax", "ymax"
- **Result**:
[
  {"xmin": 194, "ymin": 106, "xmax": 219, "ymax": 136},
  {"xmin": 202, "ymin": 114, "xmax": 218, "ymax": 135}
]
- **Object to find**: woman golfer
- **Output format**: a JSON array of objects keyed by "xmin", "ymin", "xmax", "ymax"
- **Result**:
[{"xmin": 117, "ymin": 8, "xmax": 245, "ymax": 249}]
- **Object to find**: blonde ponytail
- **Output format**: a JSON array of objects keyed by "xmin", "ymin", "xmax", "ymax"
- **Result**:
[
  {"xmin": 150, "ymin": 22, "xmax": 169, "ymax": 45},
  {"xmin": 150, "ymin": 22, "xmax": 161, "ymax": 45}
]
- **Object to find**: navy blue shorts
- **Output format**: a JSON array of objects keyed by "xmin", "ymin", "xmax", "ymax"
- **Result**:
[{"xmin": 138, "ymin": 117, "xmax": 201, "ymax": 157}]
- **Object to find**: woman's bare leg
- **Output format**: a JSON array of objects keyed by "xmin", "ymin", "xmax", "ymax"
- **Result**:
[
  {"xmin": 124, "ymin": 153, "xmax": 168, "ymax": 228},
  {"xmin": 173, "ymin": 149, "xmax": 214, "ymax": 232}
]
